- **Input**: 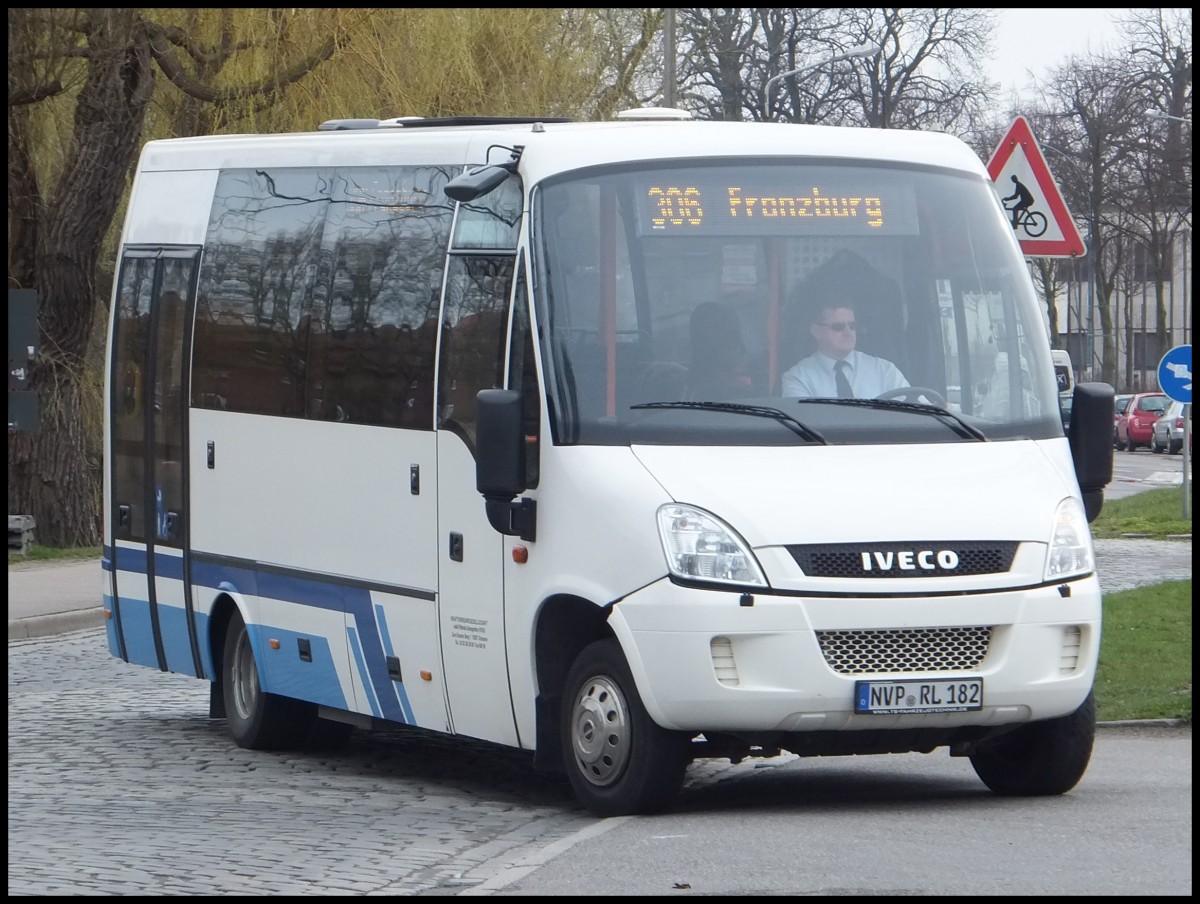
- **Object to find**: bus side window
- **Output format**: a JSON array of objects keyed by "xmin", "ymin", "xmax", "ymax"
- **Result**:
[
  {"xmin": 438, "ymin": 256, "xmax": 514, "ymax": 447},
  {"xmin": 509, "ymin": 258, "xmax": 540, "ymax": 488}
]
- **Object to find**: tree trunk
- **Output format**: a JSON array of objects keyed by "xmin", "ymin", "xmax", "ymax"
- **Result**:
[
  {"xmin": 8, "ymin": 10, "xmax": 155, "ymax": 547},
  {"xmin": 8, "ymin": 380, "xmax": 101, "ymax": 545}
]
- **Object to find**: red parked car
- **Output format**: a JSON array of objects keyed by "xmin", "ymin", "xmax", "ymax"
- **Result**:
[{"xmin": 1114, "ymin": 391, "xmax": 1168, "ymax": 451}]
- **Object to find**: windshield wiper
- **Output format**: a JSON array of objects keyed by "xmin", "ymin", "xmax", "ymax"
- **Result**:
[
  {"xmin": 794, "ymin": 397, "xmax": 987, "ymax": 441},
  {"xmin": 631, "ymin": 401, "xmax": 828, "ymax": 444}
]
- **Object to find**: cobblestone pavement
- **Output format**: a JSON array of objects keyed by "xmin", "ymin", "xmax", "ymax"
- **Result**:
[
  {"xmin": 6, "ymin": 630, "xmax": 750, "ymax": 896},
  {"xmin": 7, "ymin": 631, "xmax": 579, "ymax": 895},
  {"xmin": 7, "ymin": 539, "xmax": 1190, "ymax": 895},
  {"xmin": 1091, "ymin": 537, "xmax": 1192, "ymax": 592}
]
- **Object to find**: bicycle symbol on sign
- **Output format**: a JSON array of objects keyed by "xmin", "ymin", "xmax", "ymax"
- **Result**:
[
  {"xmin": 1003, "ymin": 200, "xmax": 1048, "ymax": 238},
  {"xmin": 1001, "ymin": 175, "xmax": 1047, "ymax": 238}
]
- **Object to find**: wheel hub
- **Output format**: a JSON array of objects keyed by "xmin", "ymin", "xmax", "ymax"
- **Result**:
[{"xmin": 570, "ymin": 675, "xmax": 630, "ymax": 787}]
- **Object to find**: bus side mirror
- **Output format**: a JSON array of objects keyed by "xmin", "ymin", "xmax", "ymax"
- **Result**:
[
  {"xmin": 475, "ymin": 389, "xmax": 536, "ymax": 541},
  {"xmin": 1068, "ymin": 382, "xmax": 1115, "ymax": 522},
  {"xmin": 445, "ymin": 164, "xmax": 514, "ymax": 202}
]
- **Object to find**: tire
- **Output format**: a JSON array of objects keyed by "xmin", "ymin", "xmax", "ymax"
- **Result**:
[
  {"xmin": 1124, "ymin": 434, "xmax": 1135, "ymax": 452},
  {"xmin": 1023, "ymin": 210, "xmax": 1048, "ymax": 238},
  {"xmin": 970, "ymin": 691, "xmax": 1095, "ymax": 796},
  {"xmin": 222, "ymin": 611, "xmax": 315, "ymax": 750},
  {"xmin": 561, "ymin": 639, "xmax": 691, "ymax": 817},
  {"xmin": 1152, "ymin": 435, "xmax": 1163, "ymax": 453}
]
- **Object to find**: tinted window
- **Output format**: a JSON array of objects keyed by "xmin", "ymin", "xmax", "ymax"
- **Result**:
[
  {"xmin": 193, "ymin": 165, "xmax": 455, "ymax": 427},
  {"xmin": 111, "ymin": 257, "xmax": 156, "ymax": 540},
  {"xmin": 111, "ymin": 252, "xmax": 198, "ymax": 544},
  {"xmin": 307, "ymin": 166, "xmax": 454, "ymax": 427},
  {"xmin": 437, "ymin": 255, "xmax": 513, "ymax": 447},
  {"xmin": 193, "ymin": 168, "xmax": 328, "ymax": 418}
]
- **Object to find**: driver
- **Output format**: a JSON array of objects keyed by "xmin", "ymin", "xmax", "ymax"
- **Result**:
[{"xmin": 781, "ymin": 300, "xmax": 909, "ymax": 399}]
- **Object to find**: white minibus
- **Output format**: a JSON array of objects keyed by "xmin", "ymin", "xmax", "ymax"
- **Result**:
[{"xmin": 102, "ymin": 111, "xmax": 1114, "ymax": 816}]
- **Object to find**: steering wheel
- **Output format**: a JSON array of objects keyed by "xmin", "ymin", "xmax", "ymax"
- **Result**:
[{"xmin": 876, "ymin": 386, "xmax": 947, "ymax": 407}]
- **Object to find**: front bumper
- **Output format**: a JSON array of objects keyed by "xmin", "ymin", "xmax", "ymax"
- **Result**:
[{"xmin": 607, "ymin": 575, "xmax": 1100, "ymax": 734}]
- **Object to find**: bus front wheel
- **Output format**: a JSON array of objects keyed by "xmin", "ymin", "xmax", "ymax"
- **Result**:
[
  {"xmin": 969, "ymin": 690, "xmax": 1095, "ymax": 796},
  {"xmin": 222, "ymin": 611, "xmax": 314, "ymax": 750},
  {"xmin": 560, "ymin": 639, "xmax": 690, "ymax": 817}
]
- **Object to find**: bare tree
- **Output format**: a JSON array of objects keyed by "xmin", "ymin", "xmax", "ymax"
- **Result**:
[
  {"xmin": 841, "ymin": 8, "xmax": 997, "ymax": 131},
  {"xmin": 665, "ymin": 8, "xmax": 997, "ymax": 131},
  {"xmin": 1033, "ymin": 56, "xmax": 1154, "ymax": 386},
  {"xmin": 580, "ymin": 9, "xmax": 665, "ymax": 118},
  {"xmin": 1121, "ymin": 9, "xmax": 1192, "ymax": 362}
]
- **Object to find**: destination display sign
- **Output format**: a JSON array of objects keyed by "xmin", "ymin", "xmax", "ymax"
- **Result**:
[{"xmin": 636, "ymin": 167, "xmax": 919, "ymax": 237}]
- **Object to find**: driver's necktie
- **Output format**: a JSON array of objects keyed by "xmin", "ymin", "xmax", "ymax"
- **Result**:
[{"xmin": 835, "ymin": 360, "xmax": 853, "ymax": 398}]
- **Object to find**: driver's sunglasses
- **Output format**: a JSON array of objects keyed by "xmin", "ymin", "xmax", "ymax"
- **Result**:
[{"xmin": 820, "ymin": 321, "xmax": 857, "ymax": 332}]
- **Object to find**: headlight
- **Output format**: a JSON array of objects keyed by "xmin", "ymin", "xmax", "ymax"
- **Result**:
[
  {"xmin": 656, "ymin": 503, "xmax": 767, "ymax": 588},
  {"xmin": 1043, "ymin": 496, "xmax": 1095, "ymax": 581}
]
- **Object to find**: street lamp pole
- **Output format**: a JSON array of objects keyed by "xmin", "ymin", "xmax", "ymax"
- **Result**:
[
  {"xmin": 1145, "ymin": 109, "xmax": 1192, "ymax": 125},
  {"xmin": 762, "ymin": 43, "xmax": 881, "ymax": 121}
]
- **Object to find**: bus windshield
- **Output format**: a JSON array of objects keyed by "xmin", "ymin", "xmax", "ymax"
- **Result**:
[{"xmin": 532, "ymin": 159, "xmax": 1061, "ymax": 447}]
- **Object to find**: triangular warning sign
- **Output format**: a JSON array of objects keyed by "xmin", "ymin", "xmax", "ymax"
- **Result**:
[{"xmin": 986, "ymin": 116, "xmax": 1087, "ymax": 258}]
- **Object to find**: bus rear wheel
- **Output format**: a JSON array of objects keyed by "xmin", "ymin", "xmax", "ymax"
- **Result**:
[
  {"xmin": 969, "ymin": 690, "xmax": 1095, "ymax": 796},
  {"xmin": 560, "ymin": 639, "xmax": 690, "ymax": 817},
  {"xmin": 222, "ymin": 611, "xmax": 315, "ymax": 750}
]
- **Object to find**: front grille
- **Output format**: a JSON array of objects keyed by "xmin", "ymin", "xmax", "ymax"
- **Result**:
[
  {"xmin": 789, "ymin": 541, "xmax": 1018, "ymax": 578},
  {"xmin": 817, "ymin": 626, "xmax": 992, "ymax": 674}
]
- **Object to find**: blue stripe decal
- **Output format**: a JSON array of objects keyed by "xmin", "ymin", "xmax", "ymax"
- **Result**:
[
  {"xmin": 106, "ymin": 549, "xmax": 184, "ymax": 578},
  {"xmin": 193, "ymin": 610, "xmax": 215, "ymax": 677},
  {"xmin": 115, "ymin": 553, "xmax": 420, "ymax": 725},
  {"xmin": 106, "ymin": 546, "xmax": 186, "ymax": 581},
  {"xmin": 154, "ymin": 552, "xmax": 185, "ymax": 581},
  {"xmin": 257, "ymin": 569, "xmax": 344, "ymax": 613},
  {"xmin": 374, "ymin": 603, "xmax": 415, "ymax": 723},
  {"xmin": 345, "ymin": 591, "xmax": 409, "ymax": 723},
  {"xmin": 347, "ymin": 626, "xmax": 382, "ymax": 718},
  {"xmin": 157, "ymin": 597, "xmax": 200, "ymax": 677},
  {"xmin": 257, "ymin": 627, "xmax": 348, "ymax": 709},
  {"xmin": 113, "ymin": 595, "xmax": 160, "ymax": 667},
  {"xmin": 112, "ymin": 546, "xmax": 149, "ymax": 574}
]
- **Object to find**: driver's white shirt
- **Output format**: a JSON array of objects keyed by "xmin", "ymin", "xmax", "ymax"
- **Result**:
[{"xmin": 781, "ymin": 349, "xmax": 908, "ymax": 398}]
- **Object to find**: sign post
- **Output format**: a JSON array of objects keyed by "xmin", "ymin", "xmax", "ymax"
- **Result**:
[{"xmin": 1157, "ymin": 344, "xmax": 1191, "ymax": 518}]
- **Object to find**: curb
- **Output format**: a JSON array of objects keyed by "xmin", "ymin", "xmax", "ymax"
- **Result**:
[{"xmin": 8, "ymin": 608, "xmax": 105, "ymax": 642}]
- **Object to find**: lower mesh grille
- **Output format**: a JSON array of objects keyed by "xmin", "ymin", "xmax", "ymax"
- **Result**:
[{"xmin": 817, "ymin": 626, "xmax": 992, "ymax": 674}]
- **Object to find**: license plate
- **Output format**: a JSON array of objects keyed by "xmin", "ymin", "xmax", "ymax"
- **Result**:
[{"xmin": 854, "ymin": 678, "xmax": 983, "ymax": 714}]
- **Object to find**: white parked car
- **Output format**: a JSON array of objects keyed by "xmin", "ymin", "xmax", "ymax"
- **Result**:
[{"xmin": 1150, "ymin": 399, "xmax": 1190, "ymax": 454}]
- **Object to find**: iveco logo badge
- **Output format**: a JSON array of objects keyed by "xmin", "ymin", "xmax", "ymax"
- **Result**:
[{"xmin": 860, "ymin": 550, "xmax": 960, "ymax": 572}]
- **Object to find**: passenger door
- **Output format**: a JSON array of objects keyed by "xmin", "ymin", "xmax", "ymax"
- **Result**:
[
  {"xmin": 108, "ymin": 249, "xmax": 203, "ymax": 677},
  {"xmin": 435, "ymin": 251, "xmax": 519, "ymax": 745}
]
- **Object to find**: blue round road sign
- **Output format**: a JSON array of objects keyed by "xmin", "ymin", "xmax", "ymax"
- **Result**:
[{"xmin": 1157, "ymin": 344, "xmax": 1192, "ymax": 404}]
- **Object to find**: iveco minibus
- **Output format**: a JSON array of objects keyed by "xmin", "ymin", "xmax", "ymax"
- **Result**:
[{"xmin": 103, "ymin": 109, "xmax": 1114, "ymax": 816}]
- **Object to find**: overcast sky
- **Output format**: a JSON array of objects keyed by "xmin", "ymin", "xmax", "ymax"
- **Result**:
[{"xmin": 984, "ymin": 8, "xmax": 1127, "ymax": 101}]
